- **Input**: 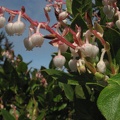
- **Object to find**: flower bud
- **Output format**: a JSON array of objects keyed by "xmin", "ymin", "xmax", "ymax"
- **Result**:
[
  {"xmin": 106, "ymin": 8, "xmax": 115, "ymax": 19},
  {"xmin": 45, "ymin": 6, "xmax": 51, "ymax": 12},
  {"xmin": 77, "ymin": 59, "xmax": 86, "ymax": 74},
  {"xmin": 53, "ymin": 55, "xmax": 66, "ymax": 69},
  {"xmin": 68, "ymin": 59, "xmax": 77, "ymax": 72},
  {"xmin": 95, "ymin": 72, "xmax": 105, "ymax": 81},
  {"xmin": 103, "ymin": 5, "xmax": 111, "ymax": 15},
  {"xmin": 5, "ymin": 22, "xmax": 14, "ymax": 36},
  {"xmin": 0, "ymin": 16, "xmax": 6, "ymax": 28}
]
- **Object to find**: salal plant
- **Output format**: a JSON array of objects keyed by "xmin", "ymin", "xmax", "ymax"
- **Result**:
[{"xmin": 1, "ymin": 0, "xmax": 120, "ymax": 120}]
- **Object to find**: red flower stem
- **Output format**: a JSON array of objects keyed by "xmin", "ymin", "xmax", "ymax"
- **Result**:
[
  {"xmin": 45, "ymin": 25, "xmax": 76, "ymax": 49},
  {"xmin": 91, "ymin": 30, "xmax": 106, "ymax": 46},
  {"xmin": 3, "ymin": 6, "xmax": 76, "ymax": 50}
]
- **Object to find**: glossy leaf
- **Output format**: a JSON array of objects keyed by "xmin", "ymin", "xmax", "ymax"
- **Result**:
[
  {"xmin": 72, "ymin": 0, "xmax": 92, "ymax": 17},
  {"xmin": 1, "ymin": 109, "xmax": 15, "ymax": 120},
  {"xmin": 71, "ymin": 13, "xmax": 87, "ymax": 32},
  {"xmin": 66, "ymin": 0, "xmax": 72, "ymax": 14},
  {"xmin": 97, "ymin": 74, "xmax": 120, "ymax": 120},
  {"xmin": 60, "ymin": 82, "xmax": 74, "ymax": 101},
  {"xmin": 75, "ymin": 85, "xmax": 85, "ymax": 99},
  {"xmin": 102, "ymin": 26, "xmax": 120, "ymax": 55},
  {"xmin": 41, "ymin": 68, "xmax": 79, "ymax": 85}
]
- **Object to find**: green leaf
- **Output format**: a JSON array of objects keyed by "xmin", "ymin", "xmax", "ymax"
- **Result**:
[
  {"xmin": 95, "ymin": 0, "xmax": 103, "ymax": 7},
  {"xmin": 17, "ymin": 62, "xmax": 28, "ymax": 72},
  {"xmin": 66, "ymin": 0, "xmax": 72, "ymax": 14},
  {"xmin": 41, "ymin": 69, "xmax": 79, "ymax": 85},
  {"xmin": 1, "ymin": 109, "xmax": 15, "ymax": 120},
  {"xmin": 75, "ymin": 85, "xmax": 85, "ymax": 99},
  {"xmin": 59, "ymin": 83, "xmax": 74, "ymax": 101},
  {"xmin": 36, "ymin": 110, "xmax": 46, "ymax": 120},
  {"xmin": 102, "ymin": 26, "xmax": 120, "ymax": 55},
  {"xmin": 72, "ymin": 0, "xmax": 92, "ymax": 17},
  {"xmin": 94, "ymin": 22, "xmax": 104, "ymax": 35},
  {"xmin": 97, "ymin": 74, "xmax": 120, "ymax": 120},
  {"xmin": 115, "ymin": 48, "xmax": 120, "ymax": 65},
  {"xmin": 58, "ymin": 103, "xmax": 67, "ymax": 111},
  {"xmin": 71, "ymin": 13, "xmax": 87, "ymax": 32},
  {"xmin": 53, "ymin": 94, "xmax": 62, "ymax": 102},
  {"xmin": 3, "ymin": 59, "xmax": 13, "ymax": 74}
]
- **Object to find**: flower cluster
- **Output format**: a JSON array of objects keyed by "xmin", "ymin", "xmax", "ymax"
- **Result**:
[{"xmin": 0, "ymin": 0, "xmax": 119, "ymax": 80}]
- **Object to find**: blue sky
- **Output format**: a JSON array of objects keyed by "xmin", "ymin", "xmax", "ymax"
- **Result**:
[{"xmin": 0, "ymin": 0, "xmax": 58, "ymax": 69}]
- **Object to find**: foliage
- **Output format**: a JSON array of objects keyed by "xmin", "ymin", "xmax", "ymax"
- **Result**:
[{"xmin": 0, "ymin": 0, "xmax": 120, "ymax": 120}]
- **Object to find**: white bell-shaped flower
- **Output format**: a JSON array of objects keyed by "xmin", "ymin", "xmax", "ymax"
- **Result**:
[
  {"xmin": 12, "ymin": 11, "xmax": 25, "ymax": 35},
  {"xmin": 0, "ymin": 16, "xmax": 6, "ymax": 28},
  {"xmin": 53, "ymin": 55, "xmax": 66, "ymax": 69},
  {"xmin": 24, "ymin": 27, "xmax": 34, "ymax": 50},
  {"xmin": 97, "ymin": 60, "xmax": 106, "ymax": 73},
  {"xmin": 30, "ymin": 33, "xmax": 44, "ymax": 47},
  {"xmin": 30, "ymin": 23, "xmax": 44, "ymax": 47},
  {"xmin": 53, "ymin": 47, "xmax": 66, "ymax": 69},
  {"xmin": 5, "ymin": 22, "xmax": 14, "ymax": 36},
  {"xmin": 80, "ymin": 43, "xmax": 93, "ymax": 57},
  {"xmin": 70, "ymin": 42, "xmax": 79, "ymax": 57},
  {"xmin": 97, "ymin": 49, "xmax": 106, "ymax": 73},
  {"xmin": 59, "ymin": 43, "xmax": 68, "ymax": 53},
  {"xmin": 91, "ymin": 45, "xmax": 99, "ymax": 58},
  {"xmin": 116, "ymin": 19, "xmax": 120, "ymax": 29},
  {"xmin": 106, "ymin": 8, "xmax": 115, "ymax": 19},
  {"xmin": 24, "ymin": 37, "xmax": 34, "ymax": 51},
  {"xmin": 68, "ymin": 58, "xmax": 77, "ymax": 72},
  {"xmin": 59, "ymin": 11, "xmax": 68, "ymax": 20},
  {"xmin": 103, "ymin": 5, "xmax": 112, "ymax": 15}
]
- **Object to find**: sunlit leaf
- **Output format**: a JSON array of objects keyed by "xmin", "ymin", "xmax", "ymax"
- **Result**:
[{"xmin": 97, "ymin": 74, "xmax": 120, "ymax": 120}]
